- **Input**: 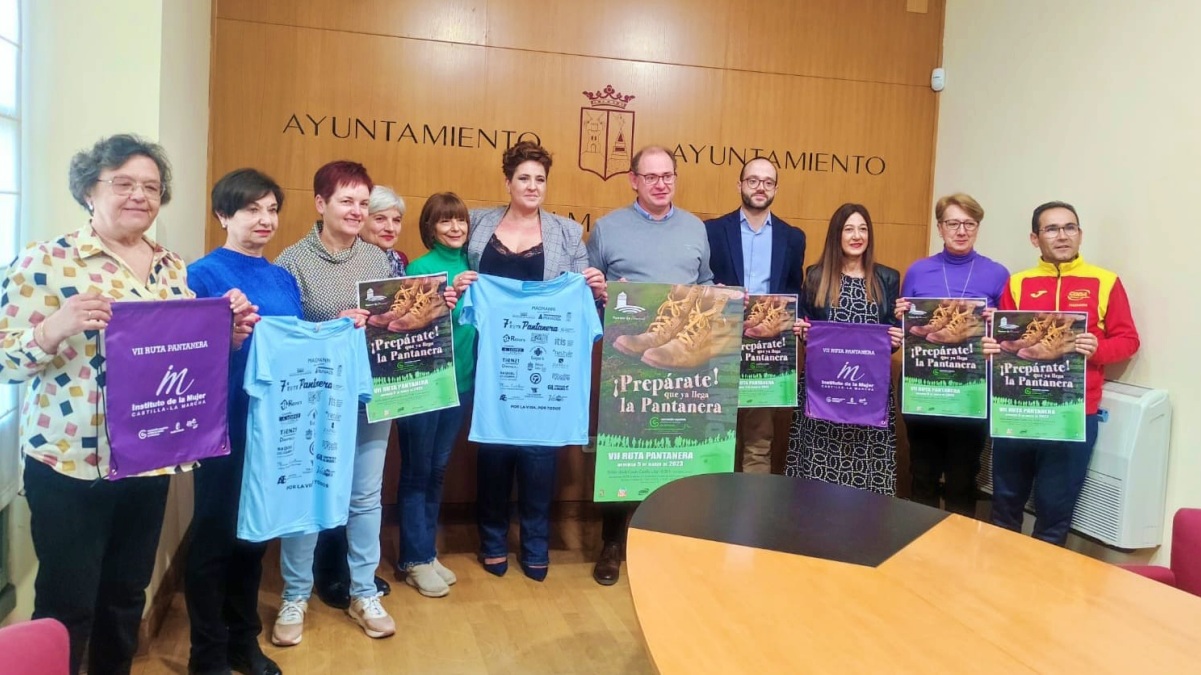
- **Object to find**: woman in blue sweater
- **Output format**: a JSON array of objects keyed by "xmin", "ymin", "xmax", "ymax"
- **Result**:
[{"xmin": 184, "ymin": 169, "xmax": 301, "ymax": 675}]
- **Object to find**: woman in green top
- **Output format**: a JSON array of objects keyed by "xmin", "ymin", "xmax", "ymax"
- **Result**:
[{"xmin": 393, "ymin": 192, "xmax": 476, "ymax": 597}]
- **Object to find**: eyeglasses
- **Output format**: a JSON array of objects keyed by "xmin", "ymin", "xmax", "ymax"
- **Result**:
[
  {"xmin": 98, "ymin": 177, "xmax": 164, "ymax": 201},
  {"xmin": 940, "ymin": 219, "xmax": 979, "ymax": 232},
  {"xmin": 1040, "ymin": 224, "xmax": 1081, "ymax": 238},
  {"xmin": 741, "ymin": 177, "xmax": 777, "ymax": 190},
  {"xmin": 634, "ymin": 172, "xmax": 677, "ymax": 186}
]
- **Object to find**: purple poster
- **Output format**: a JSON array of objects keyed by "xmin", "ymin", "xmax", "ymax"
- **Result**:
[
  {"xmin": 103, "ymin": 298, "xmax": 232, "ymax": 479},
  {"xmin": 804, "ymin": 321, "xmax": 891, "ymax": 428}
]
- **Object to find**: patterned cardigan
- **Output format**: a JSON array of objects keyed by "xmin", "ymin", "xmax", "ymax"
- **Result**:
[{"xmin": 466, "ymin": 207, "xmax": 589, "ymax": 280}]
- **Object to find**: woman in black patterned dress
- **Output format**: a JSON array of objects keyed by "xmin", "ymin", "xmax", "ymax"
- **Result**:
[{"xmin": 787, "ymin": 203, "xmax": 904, "ymax": 494}]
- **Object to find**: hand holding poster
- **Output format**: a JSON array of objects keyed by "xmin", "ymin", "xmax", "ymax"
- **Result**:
[
  {"xmin": 594, "ymin": 283, "xmax": 744, "ymax": 502},
  {"xmin": 990, "ymin": 311, "xmax": 1087, "ymax": 441},
  {"xmin": 738, "ymin": 294, "xmax": 799, "ymax": 408},
  {"xmin": 804, "ymin": 321, "xmax": 891, "ymax": 428},
  {"xmin": 358, "ymin": 274, "xmax": 458, "ymax": 422},
  {"xmin": 103, "ymin": 298, "xmax": 232, "ymax": 479},
  {"xmin": 901, "ymin": 298, "xmax": 988, "ymax": 418}
]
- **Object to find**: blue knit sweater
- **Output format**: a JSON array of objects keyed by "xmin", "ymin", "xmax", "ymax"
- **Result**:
[{"xmin": 187, "ymin": 247, "xmax": 303, "ymax": 452}]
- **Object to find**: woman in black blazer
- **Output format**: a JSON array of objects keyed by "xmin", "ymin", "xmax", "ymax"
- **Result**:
[{"xmin": 788, "ymin": 203, "xmax": 903, "ymax": 495}]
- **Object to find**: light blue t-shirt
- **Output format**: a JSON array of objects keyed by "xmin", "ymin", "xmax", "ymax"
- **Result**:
[
  {"xmin": 460, "ymin": 273, "xmax": 603, "ymax": 447},
  {"xmin": 237, "ymin": 316, "xmax": 372, "ymax": 542}
]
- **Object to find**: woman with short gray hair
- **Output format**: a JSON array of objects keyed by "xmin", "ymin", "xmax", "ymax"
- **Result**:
[
  {"xmin": 1, "ymin": 133, "xmax": 254, "ymax": 674},
  {"xmin": 361, "ymin": 185, "xmax": 407, "ymax": 277}
]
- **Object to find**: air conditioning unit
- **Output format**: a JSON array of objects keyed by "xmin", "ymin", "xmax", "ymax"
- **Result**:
[{"xmin": 978, "ymin": 381, "xmax": 1171, "ymax": 549}]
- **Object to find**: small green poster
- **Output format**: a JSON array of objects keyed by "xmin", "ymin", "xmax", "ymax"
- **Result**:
[
  {"xmin": 990, "ymin": 311, "xmax": 1088, "ymax": 442},
  {"xmin": 738, "ymin": 294, "xmax": 799, "ymax": 408},
  {"xmin": 594, "ymin": 282, "xmax": 743, "ymax": 502},
  {"xmin": 901, "ymin": 297, "xmax": 988, "ymax": 418},
  {"xmin": 358, "ymin": 273, "xmax": 458, "ymax": 423}
]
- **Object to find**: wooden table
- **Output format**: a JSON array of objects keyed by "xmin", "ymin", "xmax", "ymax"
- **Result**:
[{"xmin": 626, "ymin": 473, "xmax": 1201, "ymax": 673}]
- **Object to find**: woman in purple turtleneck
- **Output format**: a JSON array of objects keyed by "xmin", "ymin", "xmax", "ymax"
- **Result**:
[{"xmin": 895, "ymin": 193, "xmax": 1009, "ymax": 517}]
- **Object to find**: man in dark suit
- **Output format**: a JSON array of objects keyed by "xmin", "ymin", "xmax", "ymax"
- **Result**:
[{"xmin": 704, "ymin": 158, "xmax": 806, "ymax": 473}]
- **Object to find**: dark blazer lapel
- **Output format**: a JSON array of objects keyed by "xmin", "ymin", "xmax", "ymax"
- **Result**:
[
  {"xmin": 725, "ymin": 212, "xmax": 745, "ymax": 286},
  {"xmin": 769, "ymin": 216, "xmax": 787, "ymax": 294}
]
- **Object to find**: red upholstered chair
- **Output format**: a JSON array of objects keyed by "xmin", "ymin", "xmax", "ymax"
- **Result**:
[
  {"xmin": 1121, "ymin": 508, "xmax": 1201, "ymax": 597},
  {"xmin": 0, "ymin": 618, "xmax": 70, "ymax": 675}
]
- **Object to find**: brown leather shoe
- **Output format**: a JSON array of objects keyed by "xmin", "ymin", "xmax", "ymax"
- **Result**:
[
  {"xmin": 641, "ymin": 289, "xmax": 739, "ymax": 370},
  {"xmin": 926, "ymin": 303, "xmax": 983, "ymax": 345},
  {"xmin": 593, "ymin": 542, "xmax": 623, "ymax": 586},
  {"xmin": 1017, "ymin": 317, "xmax": 1077, "ymax": 361},
  {"xmin": 909, "ymin": 299, "xmax": 956, "ymax": 337},
  {"xmin": 387, "ymin": 279, "xmax": 447, "ymax": 332},
  {"xmin": 613, "ymin": 285, "xmax": 701, "ymax": 356},
  {"xmin": 999, "ymin": 313, "xmax": 1053, "ymax": 354}
]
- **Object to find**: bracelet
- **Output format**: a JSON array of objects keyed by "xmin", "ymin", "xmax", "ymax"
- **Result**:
[{"xmin": 33, "ymin": 321, "xmax": 58, "ymax": 355}]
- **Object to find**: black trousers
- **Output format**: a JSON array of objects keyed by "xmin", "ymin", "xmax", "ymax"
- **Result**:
[
  {"xmin": 600, "ymin": 502, "xmax": 636, "ymax": 546},
  {"xmin": 905, "ymin": 416, "xmax": 988, "ymax": 517},
  {"xmin": 184, "ymin": 449, "xmax": 268, "ymax": 672},
  {"xmin": 24, "ymin": 457, "xmax": 170, "ymax": 675}
]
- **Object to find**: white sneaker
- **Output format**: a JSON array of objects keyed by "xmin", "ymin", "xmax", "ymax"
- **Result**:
[
  {"xmin": 271, "ymin": 598, "xmax": 307, "ymax": 647},
  {"xmin": 432, "ymin": 558, "xmax": 457, "ymax": 585},
  {"xmin": 347, "ymin": 595, "xmax": 396, "ymax": 639},
  {"xmin": 405, "ymin": 563, "xmax": 450, "ymax": 598}
]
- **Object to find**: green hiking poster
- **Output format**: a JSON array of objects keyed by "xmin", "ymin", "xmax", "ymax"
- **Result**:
[
  {"xmin": 358, "ymin": 273, "xmax": 458, "ymax": 422},
  {"xmin": 738, "ymin": 294, "xmax": 799, "ymax": 408},
  {"xmin": 594, "ymin": 282, "xmax": 744, "ymax": 502},
  {"xmin": 990, "ymin": 311, "xmax": 1088, "ymax": 441},
  {"xmin": 901, "ymin": 297, "xmax": 988, "ymax": 418}
]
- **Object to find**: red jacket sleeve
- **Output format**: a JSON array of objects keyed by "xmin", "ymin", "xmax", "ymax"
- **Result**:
[{"xmin": 1092, "ymin": 278, "xmax": 1140, "ymax": 365}]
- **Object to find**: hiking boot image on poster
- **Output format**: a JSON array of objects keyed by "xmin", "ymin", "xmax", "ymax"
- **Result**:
[
  {"xmin": 641, "ymin": 289, "xmax": 739, "ymax": 370},
  {"xmin": 368, "ymin": 282, "xmax": 419, "ymax": 328},
  {"xmin": 999, "ymin": 313, "xmax": 1053, "ymax": 354},
  {"xmin": 744, "ymin": 297, "xmax": 792, "ymax": 339},
  {"xmin": 1017, "ymin": 317, "xmax": 1078, "ymax": 361},
  {"xmin": 926, "ymin": 302, "xmax": 984, "ymax": 345},
  {"xmin": 744, "ymin": 296, "xmax": 773, "ymax": 330},
  {"xmin": 388, "ymin": 278, "xmax": 448, "ymax": 332},
  {"xmin": 909, "ymin": 299, "xmax": 955, "ymax": 337},
  {"xmin": 613, "ymin": 284, "xmax": 702, "ymax": 356}
]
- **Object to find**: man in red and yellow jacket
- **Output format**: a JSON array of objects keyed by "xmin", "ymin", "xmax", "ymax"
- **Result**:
[{"xmin": 990, "ymin": 201, "xmax": 1140, "ymax": 545}]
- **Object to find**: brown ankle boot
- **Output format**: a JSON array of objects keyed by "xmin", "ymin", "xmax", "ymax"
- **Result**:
[
  {"xmin": 999, "ymin": 314, "xmax": 1053, "ymax": 354},
  {"xmin": 387, "ymin": 279, "xmax": 447, "ymax": 332},
  {"xmin": 367, "ymin": 283, "xmax": 420, "ymax": 329},
  {"xmin": 926, "ymin": 303, "xmax": 983, "ymax": 345},
  {"xmin": 909, "ymin": 299, "xmax": 956, "ymax": 337},
  {"xmin": 1017, "ymin": 317, "xmax": 1077, "ymax": 361},
  {"xmin": 744, "ymin": 297, "xmax": 772, "ymax": 330},
  {"xmin": 613, "ymin": 285, "xmax": 702, "ymax": 356},
  {"xmin": 744, "ymin": 298, "xmax": 791, "ymax": 339},
  {"xmin": 640, "ymin": 289, "xmax": 739, "ymax": 370}
]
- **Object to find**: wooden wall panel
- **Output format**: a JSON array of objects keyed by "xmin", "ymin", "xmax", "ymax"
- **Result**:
[
  {"xmin": 216, "ymin": 0, "xmax": 942, "ymax": 84},
  {"xmin": 723, "ymin": 0, "xmax": 944, "ymax": 85},
  {"xmin": 215, "ymin": 0, "xmax": 489, "ymax": 44},
  {"xmin": 210, "ymin": 12, "xmax": 942, "ymax": 264},
  {"xmin": 485, "ymin": 0, "xmax": 732, "ymax": 68}
]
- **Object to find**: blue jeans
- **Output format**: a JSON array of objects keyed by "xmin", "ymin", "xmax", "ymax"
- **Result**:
[
  {"xmin": 281, "ymin": 406, "xmax": 391, "ymax": 600},
  {"xmin": 397, "ymin": 393, "xmax": 470, "ymax": 568},
  {"xmin": 990, "ymin": 414, "xmax": 1101, "ymax": 546},
  {"xmin": 476, "ymin": 444, "xmax": 559, "ymax": 566}
]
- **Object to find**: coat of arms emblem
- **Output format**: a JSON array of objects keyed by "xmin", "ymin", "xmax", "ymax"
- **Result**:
[{"xmin": 579, "ymin": 85, "xmax": 636, "ymax": 180}]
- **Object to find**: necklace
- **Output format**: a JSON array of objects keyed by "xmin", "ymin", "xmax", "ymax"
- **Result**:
[{"xmin": 942, "ymin": 258, "xmax": 976, "ymax": 298}]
